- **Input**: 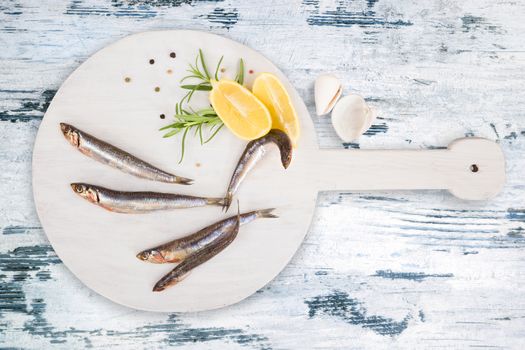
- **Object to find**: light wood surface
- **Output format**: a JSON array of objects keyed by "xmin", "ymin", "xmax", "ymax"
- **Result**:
[
  {"xmin": 31, "ymin": 30, "xmax": 505, "ymax": 312},
  {"xmin": 314, "ymin": 138, "xmax": 505, "ymax": 200},
  {"xmin": 31, "ymin": 30, "xmax": 321, "ymax": 312},
  {"xmin": 2, "ymin": 0, "xmax": 524, "ymax": 348}
]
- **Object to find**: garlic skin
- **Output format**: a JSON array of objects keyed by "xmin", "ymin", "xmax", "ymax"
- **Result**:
[
  {"xmin": 331, "ymin": 94, "xmax": 375, "ymax": 142},
  {"xmin": 314, "ymin": 74, "xmax": 342, "ymax": 116}
]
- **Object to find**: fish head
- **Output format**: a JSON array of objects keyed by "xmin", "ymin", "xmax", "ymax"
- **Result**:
[
  {"xmin": 136, "ymin": 250, "xmax": 166, "ymax": 263},
  {"xmin": 60, "ymin": 123, "xmax": 80, "ymax": 147},
  {"xmin": 153, "ymin": 272, "xmax": 188, "ymax": 292},
  {"xmin": 269, "ymin": 129, "xmax": 293, "ymax": 169},
  {"xmin": 279, "ymin": 144, "xmax": 292, "ymax": 169},
  {"xmin": 152, "ymin": 278, "xmax": 170, "ymax": 292},
  {"xmin": 70, "ymin": 183, "xmax": 99, "ymax": 203}
]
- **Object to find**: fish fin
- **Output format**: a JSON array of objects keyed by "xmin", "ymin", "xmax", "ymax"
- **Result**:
[
  {"xmin": 256, "ymin": 208, "xmax": 278, "ymax": 218},
  {"xmin": 176, "ymin": 176, "xmax": 194, "ymax": 185},
  {"xmin": 222, "ymin": 192, "xmax": 233, "ymax": 212}
]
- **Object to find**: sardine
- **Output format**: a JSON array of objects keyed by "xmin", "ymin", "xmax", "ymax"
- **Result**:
[
  {"xmin": 224, "ymin": 129, "xmax": 292, "ymax": 211},
  {"xmin": 60, "ymin": 123, "xmax": 192, "ymax": 185},
  {"xmin": 152, "ymin": 207, "xmax": 242, "ymax": 292},
  {"xmin": 70, "ymin": 183, "xmax": 224, "ymax": 213},
  {"xmin": 137, "ymin": 208, "xmax": 277, "ymax": 264}
]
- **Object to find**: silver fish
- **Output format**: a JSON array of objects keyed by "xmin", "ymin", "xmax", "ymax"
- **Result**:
[
  {"xmin": 70, "ymin": 183, "xmax": 223, "ymax": 213},
  {"xmin": 224, "ymin": 129, "xmax": 292, "ymax": 211},
  {"xmin": 60, "ymin": 123, "xmax": 192, "ymax": 185},
  {"xmin": 152, "ymin": 206, "xmax": 242, "ymax": 292},
  {"xmin": 137, "ymin": 208, "xmax": 277, "ymax": 264}
]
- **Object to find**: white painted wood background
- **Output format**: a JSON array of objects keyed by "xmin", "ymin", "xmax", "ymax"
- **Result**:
[{"xmin": 1, "ymin": 0, "xmax": 524, "ymax": 348}]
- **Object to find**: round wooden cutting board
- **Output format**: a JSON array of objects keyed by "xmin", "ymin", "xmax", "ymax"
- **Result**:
[{"xmin": 32, "ymin": 30, "xmax": 505, "ymax": 312}]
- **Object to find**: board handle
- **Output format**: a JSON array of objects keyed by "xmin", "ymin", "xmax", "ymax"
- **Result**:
[{"xmin": 311, "ymin": 138, "xmax": 505, "ymax": 200}]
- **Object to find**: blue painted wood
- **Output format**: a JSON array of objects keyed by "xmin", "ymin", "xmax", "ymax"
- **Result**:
[{"xmin": 1, "ymin": 0, "xmax": 524, "ymax": 348}]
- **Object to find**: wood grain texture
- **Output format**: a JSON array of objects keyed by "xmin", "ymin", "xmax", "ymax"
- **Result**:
[
  {"xmin": 1, "ymin": 0, "xmax": 524, "ymax": 348},
  {"xmin": 32, "ymin": 30, "xmax": 319, "ymax": 312}
]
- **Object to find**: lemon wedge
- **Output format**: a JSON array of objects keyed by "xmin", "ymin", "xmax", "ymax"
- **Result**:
[
  {"xmin": 209, "ymin": 80, "xmax": 272, "ymax": 141},
  {"xmin": 252, "ymin": 73, "xmax": 300, "ymax": 147}
]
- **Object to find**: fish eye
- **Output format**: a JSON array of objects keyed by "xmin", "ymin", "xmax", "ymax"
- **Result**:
[
  {"xmin": 137, "ymin": 251, "xmax": 150, "ymax": 261},
  {"xmin": 74, "ymin": 185, "xmax": 84, "ymax": 193}
]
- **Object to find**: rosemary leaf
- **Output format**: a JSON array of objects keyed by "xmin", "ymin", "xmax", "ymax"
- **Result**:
[
  {"xmin": 214, "ymin": 55, "xmax": 224, "ymax": 81},
  {"xmin": 179, "ymin": 91, "xmax": 191, "ymax": 106},
  {"xmin": 197, "ymin": 108, "xmax": 217, "ymax": 116},
  {"xmin": 178, "ymin": 128, "xmax": 190, "ymax": 164},
  {"xmin": 180, "ymin": 84, "xmax": 212, "ymax": 91},
  {"xmin": 187, "ymin": 88, "xmax": 197, "ymax": 103},
  {"xmin": 180, "ymin": 75, "xmax": 203, "ymax": 83},
  {"xmin": 199, "ymin": 49, "xmax": 211, "ymax": 80},
  {"xmin": 160, "ymin": 122, "xmax": 182, "ymax": 131},
  {"xmin": 198, "ymin": 124, "xmax": 204, "ymax": 144},
  {"xmin": 187, "ymin": 65, "xmax": 205, "ymax": 80},
  {"xmin": 204, "ymin": 123, "xmax": 224, "ymax": 144},
  {"xmin": 235, "ymin": 58, "xmax": 245, "ymax": 85},
  {"xmin": 163, "ymin": 129, "xmax": 182, "ymax": 138}
]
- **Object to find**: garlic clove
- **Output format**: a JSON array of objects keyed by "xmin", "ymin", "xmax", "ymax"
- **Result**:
[
  {"xmin": 331, "ymin": 94, "xmax": 371, "ymax": 142},
  {"xmin": 315, "ymin": 74, "xmax": 342, "ymax": 116}
]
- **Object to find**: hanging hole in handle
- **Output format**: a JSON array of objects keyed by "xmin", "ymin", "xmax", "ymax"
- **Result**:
[{"xmin": 470, "ymin": 164, "xmax": 479, "ymax": 173}]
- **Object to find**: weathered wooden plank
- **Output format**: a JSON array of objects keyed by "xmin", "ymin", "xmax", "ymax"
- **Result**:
[{"xmin": 1, "ymin": 0, "xmax": 524, "ymax": 348}]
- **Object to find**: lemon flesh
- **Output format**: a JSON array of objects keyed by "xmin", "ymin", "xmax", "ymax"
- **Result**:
[
  {"xmin": 252, "ymin": 73, "xmax": 300, "ymax": 147},
  {"xmin": 209, "ymin": 80, "xmax": 272, "ymax": 141}
]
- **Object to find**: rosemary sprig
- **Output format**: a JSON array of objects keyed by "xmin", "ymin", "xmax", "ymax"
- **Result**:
[
  {"xmin": 180, "ymin": 51, "xmax": 245, "ymax": 101},
  {"xmin": 161, "ymin": 104, "xmax": 224, "ymax": 163},
  {"xmin": 160, "ymin": 49, "xmax": 245, "ymax": 163},
  {"xmin": 179, "ymin": 49, "xmax": 223, "ymax": 104}
]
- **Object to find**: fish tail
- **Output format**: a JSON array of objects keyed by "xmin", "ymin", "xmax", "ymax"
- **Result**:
[
  {"xmin": 256, "ymin": 208, "xmax": 278, "ymax": 219},
  {"xmin": 175, "ymin": 176, "xmax": 193, "ymax": 185},
  {"xmin": 222, "ymin": 192, "xmax": 233, "ymax": 212},
  {"xmin": 207, "ymin": 197, "xmax": 227, "ymax": 207}
]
